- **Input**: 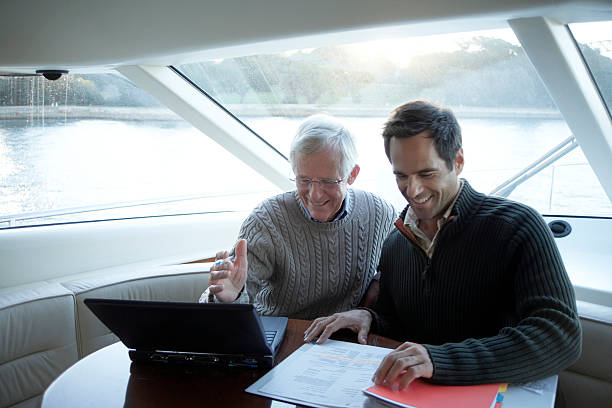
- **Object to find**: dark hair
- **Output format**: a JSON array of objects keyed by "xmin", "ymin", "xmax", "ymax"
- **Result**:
[{"xmin": 382, "ymin": 100, "xmax": 462, "ymax": 170}]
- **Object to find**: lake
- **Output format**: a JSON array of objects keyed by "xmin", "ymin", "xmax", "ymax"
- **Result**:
[{"xmin": 1, "ymin": 114, "xmax": 611, "ymax": 227}]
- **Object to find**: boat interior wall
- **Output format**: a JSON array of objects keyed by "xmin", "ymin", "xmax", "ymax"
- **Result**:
[
  {"xmin": 1, "ymin": 0, "xmax": 611, "ymax": 71},
  {"xmin": 0, "ymin": 211, "xmax": 245, "ymax": 289},
  {"xmin": 542, "ymin": 216, "xmax": 612, "ymax": 307},
  {"xmin": 543, "ymin": 215, "xmax": 612, "ymax": 405}
]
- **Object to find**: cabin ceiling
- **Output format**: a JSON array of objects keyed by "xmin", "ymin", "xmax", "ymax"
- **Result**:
[{"xmin": 1, "ymin": 0, "xmax": 611, "ymax": 73}]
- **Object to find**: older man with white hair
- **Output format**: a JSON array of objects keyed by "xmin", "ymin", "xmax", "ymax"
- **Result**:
[{"xmin": 200, "ymin": 114, "xmax": 395, "ymax": 319}]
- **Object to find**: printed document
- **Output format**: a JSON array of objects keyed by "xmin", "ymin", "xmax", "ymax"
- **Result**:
[
  {"xmin": 246, "ymin": 339, "xmax": 391, "ymax": 408},
  {"xmin": 246, "ymin": 339, "xmax": 558, "ymax": 408}
]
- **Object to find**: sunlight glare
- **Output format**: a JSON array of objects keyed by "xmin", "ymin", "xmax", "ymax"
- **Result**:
[
  {"xmin": 344, "ymin": 28, "xmax": 518, "ymax": 67},
  {"xmin": 570, "ymin": 21, "xmax": 611, "ymax": 57}
]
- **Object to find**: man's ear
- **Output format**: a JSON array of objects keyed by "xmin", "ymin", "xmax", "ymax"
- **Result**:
[
  {"xmin": 454, "ymin": 149, "xmax": 464, "ymax": 175},
  {"xmin": 347, "ymin": 165, "xmax": 360, "ymax": 185}
]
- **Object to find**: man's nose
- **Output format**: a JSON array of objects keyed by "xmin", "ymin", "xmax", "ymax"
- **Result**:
[
  {"xmin": 309, "ymin": 181, "xmax": 325, "ymax": 197},
  {"xmin": 406, "ymin": 177, "xmax": 423, "ymax": 198}
]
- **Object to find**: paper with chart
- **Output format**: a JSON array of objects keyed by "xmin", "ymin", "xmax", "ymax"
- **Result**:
[{"xmin": 247, "ymin": 339, "xmax": 391, "ymax": 408}]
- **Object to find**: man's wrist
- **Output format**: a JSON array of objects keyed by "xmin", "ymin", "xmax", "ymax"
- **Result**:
[
  {"xmin": 355, "ymin": 307, "xmax": 375, "ymax": 329},
  {"xmin": 361, "ymin": 309, "xmax": 373, "ymax": 325}
]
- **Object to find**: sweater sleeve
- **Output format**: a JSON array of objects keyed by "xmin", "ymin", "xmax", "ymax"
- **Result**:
[
  {"xmin": 365, "ymin": 278, "xmax": 403, "ymax": 339},
  {"xmin": 237, "ymin": 207, "xmax": 277, "ymax": 307},
  {"xmin": 368, "ymin": 230, "xmax": 406, "ymax": 340},
  {"xmin": 425, "ymin": 208, "xmax": 582, "ymax": 385},
  {"xmin": 198, "ymin": 207, "xmax": 272, "ymax": 306}
]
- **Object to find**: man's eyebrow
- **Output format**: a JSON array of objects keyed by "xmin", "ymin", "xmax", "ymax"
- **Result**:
[{"xmin": 393, "ymin": 168, "xmax": 438, "ymax": 176}]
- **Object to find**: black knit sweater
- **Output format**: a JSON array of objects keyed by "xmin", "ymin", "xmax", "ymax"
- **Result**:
[{"xmin": 370, "ymin": 181, "xmax": 581, "ymax": 385}]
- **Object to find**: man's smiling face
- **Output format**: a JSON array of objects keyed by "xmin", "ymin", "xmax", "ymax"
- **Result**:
[
  {"xmin": 389, "ymin": 131, "xmax": 463, "ymax": 223},
  {"xmin": 294, "ymin": 147, "xmax": 355, "ymax": 222}
]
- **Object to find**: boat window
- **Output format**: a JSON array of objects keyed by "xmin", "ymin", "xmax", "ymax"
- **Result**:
[
  {"xmin": 569, "ymin": 20, "xmax": 612, "ymax": 117},
  {"xmin": 175, "ymin": 28, "xmax": 612, "ymax": 217},
  {"xmin": 0, "ymin": 72, "xmax": 278, "ymax": 228}
]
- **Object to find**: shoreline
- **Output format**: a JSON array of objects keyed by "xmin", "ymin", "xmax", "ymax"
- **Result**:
[{"xmin": 0, "ymin": 105, "xmax": 563, "ymax": 120}]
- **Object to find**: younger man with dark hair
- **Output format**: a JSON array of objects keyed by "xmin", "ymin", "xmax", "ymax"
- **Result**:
[{"xmin": 305, "ymin": 100, "xmax": 581, "ymax": 389}]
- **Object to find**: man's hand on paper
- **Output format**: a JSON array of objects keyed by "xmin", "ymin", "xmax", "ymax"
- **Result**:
[
  {"xmin": 208, "ymin": 239, "xmax": 248, "ymax": 302},
  {"xmin": 372, "ymin": 342, "xmax": 433, "ymax": 390},
  {"xmin": 303, "ymin": 309, "xmax": 372, "ymax": 344}
]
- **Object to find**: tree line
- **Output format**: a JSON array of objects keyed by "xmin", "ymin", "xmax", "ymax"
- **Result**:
[{"xmin": 1, "ymin": 37, "xmax": 610, "ymax": 110}]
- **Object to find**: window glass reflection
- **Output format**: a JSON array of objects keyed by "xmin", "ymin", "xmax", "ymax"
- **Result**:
[
  {"xmin": 176, "ymin": 29, "xmax": 612, "ymax": 216},
  {"xmin": 0, "ymin": 72, "xmax": 278, "ymax": 227},
  {"xmin": 569, "ymin": 21, "xmax": 612, "ymax": 117}
]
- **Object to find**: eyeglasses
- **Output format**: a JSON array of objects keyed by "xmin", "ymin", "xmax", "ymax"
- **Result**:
[{"xmin": 291, "ymin": 176, "xmax": 346, "ymax": 190}]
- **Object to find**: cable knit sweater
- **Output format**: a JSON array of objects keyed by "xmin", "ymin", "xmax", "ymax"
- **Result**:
[
  {"xmin": 229, "ymin": 189, "xmax": 395, "ymax": 319},
  {"xmin": 370, "ymin": 181, "xmax": 581, "ymax": 385}
]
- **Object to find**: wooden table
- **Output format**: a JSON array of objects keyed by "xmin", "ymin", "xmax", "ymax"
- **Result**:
[{"xmin": 42, "ymin": 319, "xmax": 401, "ymax": 408}]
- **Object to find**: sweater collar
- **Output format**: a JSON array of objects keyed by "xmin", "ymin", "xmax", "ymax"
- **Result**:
[
  {"xmin": 296, "ymin": 188, "xmax": 353, "ymax": 223},
  {"xmin": 397, "ymin": 179, "xmax": 484, "ymax": 227}
]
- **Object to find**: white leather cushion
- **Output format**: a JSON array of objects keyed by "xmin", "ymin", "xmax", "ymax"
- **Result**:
[
  {"xmin": 61, "ymin": 264, "xmax": 209, "ymax": 358},
  {"xmin": 0, "ymin": 283, "xmax": 78, "ymax": 408}
]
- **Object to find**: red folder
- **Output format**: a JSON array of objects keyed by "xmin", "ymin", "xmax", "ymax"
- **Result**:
[{"xmin": 363, "ymin": 379, "xmax": 505, "ymax": 408}]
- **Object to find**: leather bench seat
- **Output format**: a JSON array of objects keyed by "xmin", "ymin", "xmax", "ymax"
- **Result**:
[
  {"xmin": 1, "ymin": 271, "xmax": 610, "ymax": 408},
  {"xmin": 559, "ymin": 301, "xmax": 612, "ymax": 408},
  {"xmin": 0, "ymin": 264, "xmax": 210, "ymax": 408},
  {"xmin": 0, "ymin": 283, "xmax": 78, "ymax": 408},
  {"xmin": 60, "ymin": 264, "xmax": 209, "ymax": 358}
]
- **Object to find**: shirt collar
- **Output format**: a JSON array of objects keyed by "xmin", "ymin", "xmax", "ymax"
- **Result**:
[
  {"xmin": 405, "ymin": 180, "xmax": 463, "ymax": 225},
  {"xmin": 404, "ymin": 179, "xmax": 463, "ymax": 245},
  {"xmin": 300, "ymin": 189, "xmax": 350, "ymax": 223}
]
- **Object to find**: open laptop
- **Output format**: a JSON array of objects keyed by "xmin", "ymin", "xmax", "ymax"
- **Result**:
[{"xmin": 84, "ymin": 298, "xmax": 288, "ymax": 368}]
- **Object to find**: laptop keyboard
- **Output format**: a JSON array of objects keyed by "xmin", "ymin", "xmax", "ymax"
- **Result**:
[{"xmin": 264, "ymin": 330, "xmax": 276, "ymax": 345}]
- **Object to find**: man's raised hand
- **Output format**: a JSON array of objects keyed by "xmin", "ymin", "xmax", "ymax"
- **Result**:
[{"xmin": 207, "ymin": 239, "xmax": 248, "ymax": 302}]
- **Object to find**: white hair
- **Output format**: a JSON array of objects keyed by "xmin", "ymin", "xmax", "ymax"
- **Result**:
[{"xmin": 289, "ymin": 114, "xmax": 358, "ymax": 178}]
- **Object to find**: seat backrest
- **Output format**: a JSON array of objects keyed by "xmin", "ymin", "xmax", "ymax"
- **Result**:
[
  {"xmin": 0, "ymin": 283, "xmax": 78, "ymax": 408},
  {"xmin": 559, "ymin": 301, "xmax": 612, "ymax": 408}
]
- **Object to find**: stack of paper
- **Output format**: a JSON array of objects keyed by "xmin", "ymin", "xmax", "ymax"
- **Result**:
[{"xmin": 247, "ymin": 339, "xmax": 389, "ymax": 407}]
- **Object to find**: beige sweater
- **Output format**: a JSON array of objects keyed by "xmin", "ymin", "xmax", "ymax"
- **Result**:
[{"xmin": 201, "ymin": 189, "xmax": 395, "ymax": 319}]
